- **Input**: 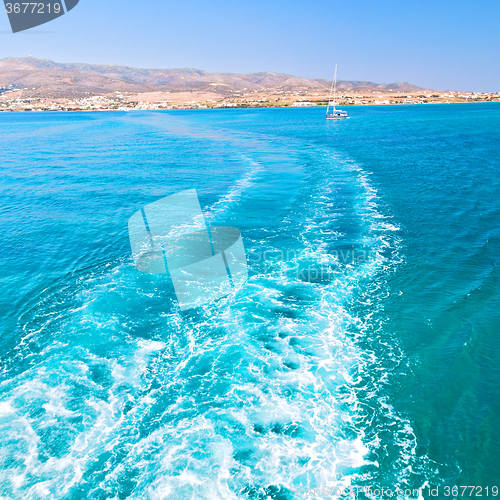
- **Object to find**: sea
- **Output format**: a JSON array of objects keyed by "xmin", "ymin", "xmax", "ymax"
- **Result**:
[{"xmin": 1, "ymin": 103, "xmax": 499, "ymax": 499}]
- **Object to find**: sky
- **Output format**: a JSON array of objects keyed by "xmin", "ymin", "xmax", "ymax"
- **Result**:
[{"xmin": 1, "ymin": 0, "xmax": 499, "ymax": 92}]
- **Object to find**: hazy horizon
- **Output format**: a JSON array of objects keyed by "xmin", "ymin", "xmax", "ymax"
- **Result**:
[{"xmin": 1, "ymin": 0, "xmax": 498, "ymax": 93}]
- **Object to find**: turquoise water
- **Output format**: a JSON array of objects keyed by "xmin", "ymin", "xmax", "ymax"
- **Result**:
[{"xmin": 0, "ymin": 104, "xmax": 499, "ymax": 499}]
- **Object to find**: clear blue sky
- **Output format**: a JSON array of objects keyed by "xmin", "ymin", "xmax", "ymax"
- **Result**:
[{"xmin": 1, "ymin": 0, "xmax": 499, "ymax": 92}]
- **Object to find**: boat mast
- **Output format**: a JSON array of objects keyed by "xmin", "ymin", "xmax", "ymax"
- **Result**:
[
  {"xmin": 326, "ymin": 64, "xmax": 337, "ymax": 116},
  {"xmin": 333, "ymin": 64, "xmax": 337, "ymax": 110}
]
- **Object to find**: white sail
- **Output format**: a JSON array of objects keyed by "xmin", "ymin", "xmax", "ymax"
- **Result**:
[{"xmin": 326, "ymin": 64, "xmax": 348, "ymax": 119}]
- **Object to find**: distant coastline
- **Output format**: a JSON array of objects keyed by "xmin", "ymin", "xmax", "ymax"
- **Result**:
[
  {"xmin": 1, "ymin": 97, "xmax": 499, "ymax": 113},
  {"xmin": 1, "ymin": 88, "xmax": 499, "ymax": 112},
  {"xmin": 1, "ymin": 56, "xmax": 498, "ymax": 112}
]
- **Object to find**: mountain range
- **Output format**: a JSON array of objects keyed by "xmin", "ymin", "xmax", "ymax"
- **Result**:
[{"xmin": 0, "ymin": 56, "xmax": 427, "ymax": 97}]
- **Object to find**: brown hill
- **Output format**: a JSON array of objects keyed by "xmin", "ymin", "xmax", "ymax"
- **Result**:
[{"xmin": 0, "ymin": 56, "xmax": 428, "ymax": 98}]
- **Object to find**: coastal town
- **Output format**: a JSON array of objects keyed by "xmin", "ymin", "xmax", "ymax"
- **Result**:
[
  {"xmin": 1, "ymin": 86, "xmax": 499, "ymax": 112},
  {"xmin": 1, "ymin": 57, "xmax": 498, "ymax": 112}
]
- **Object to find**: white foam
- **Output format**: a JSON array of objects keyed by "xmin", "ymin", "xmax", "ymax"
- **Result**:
[{"xmin": 0, "ymin": 126, "xmax": 433, "ymax": 499}]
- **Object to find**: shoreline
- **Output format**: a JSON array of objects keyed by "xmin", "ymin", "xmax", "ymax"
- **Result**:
[
  {"xmin": 0, "ymin": 100, "xmax": 499, "ymax": 113},
  {"xmin": 1, "ymin": 88, "xmax": 498, "ymax": 112}
]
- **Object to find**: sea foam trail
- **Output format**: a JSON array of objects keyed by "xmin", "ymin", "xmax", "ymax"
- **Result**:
[
  {"xmin": 205, "ymin": 156, "xmax": 263, "ymax": 217},
  {"xmin": 0, "ymin": 113, "xmax": 435, "ymax": 499}
]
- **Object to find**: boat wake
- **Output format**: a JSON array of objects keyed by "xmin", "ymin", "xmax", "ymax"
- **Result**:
[{"xmin": 0, "ymin": 115, "xmax": 437, "ymax": 499}]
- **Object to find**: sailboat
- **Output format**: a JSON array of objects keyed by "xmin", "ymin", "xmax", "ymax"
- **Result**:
[{"xmin": 326, "ymin": 64, "xmax": 348, "ymax": 120}]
